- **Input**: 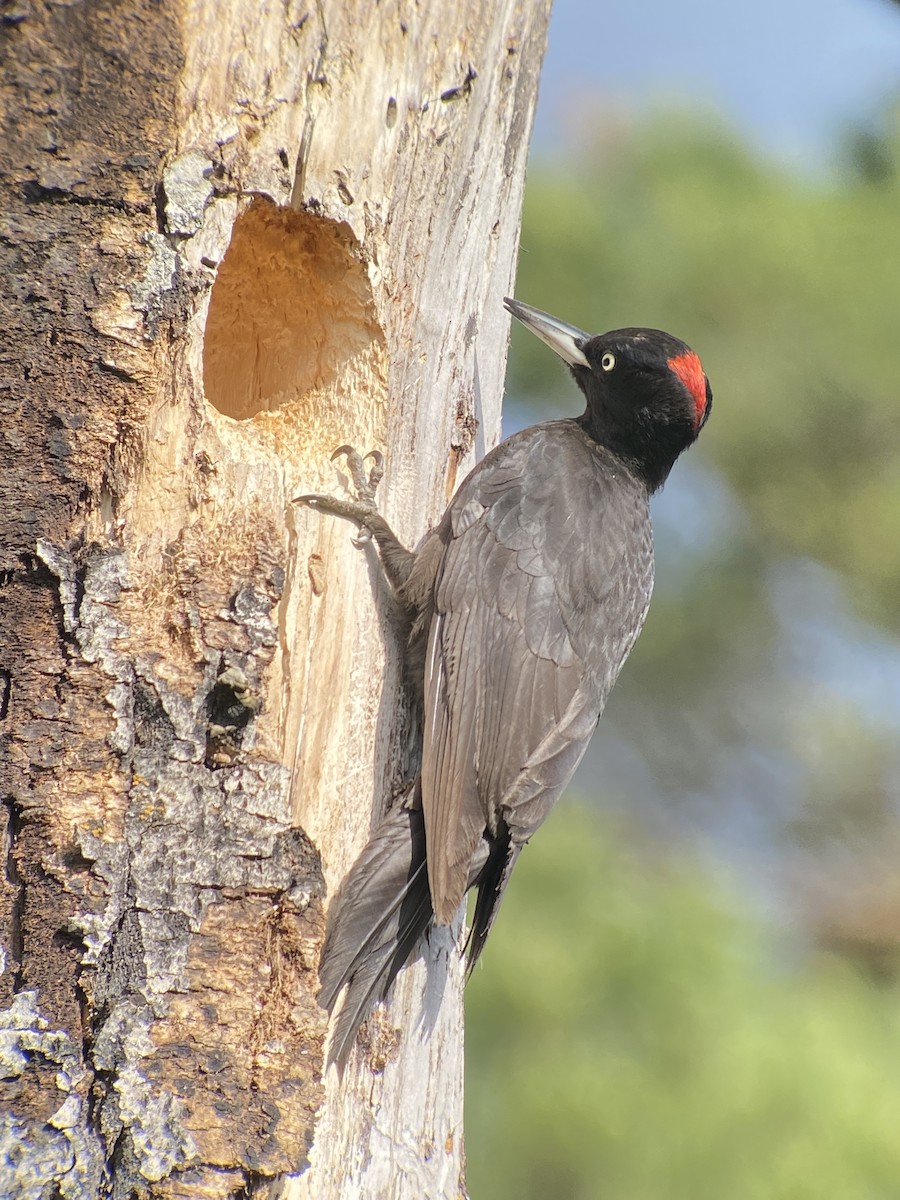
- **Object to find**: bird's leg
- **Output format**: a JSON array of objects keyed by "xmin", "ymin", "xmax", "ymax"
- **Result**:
[{"xmin": 295, "ymin": 446, "xmax": 416, "ymax": 599}]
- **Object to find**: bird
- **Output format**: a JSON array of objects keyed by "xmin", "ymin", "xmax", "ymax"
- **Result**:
[{"xmin": 296, "ymin": 297, "xmax": 712, "ymax": 1065}]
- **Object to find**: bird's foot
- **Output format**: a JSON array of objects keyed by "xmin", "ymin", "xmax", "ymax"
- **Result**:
[
  {"xmin": 294, "ymin": 446, "xmax": 385, "ymax": 547},
  {"xmin": 333, "ymin": 445, "xmax": 384, "ymax": 505}
]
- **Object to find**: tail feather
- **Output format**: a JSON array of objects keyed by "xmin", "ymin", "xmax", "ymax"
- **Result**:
[
  {"xmin": 327, "ymin": 860, "xmax": 432, "ymax": 1067},
  {"xmin": 319, "ymin": 794, "xmax": 434, "ymax": 1066},
  {"xmin": 465, "ymin": 827, "xmax": 520, "ymax": 978},
  {"xmin": 319, "ymin": 797, "xmax": 520, "ymax": 1063}
]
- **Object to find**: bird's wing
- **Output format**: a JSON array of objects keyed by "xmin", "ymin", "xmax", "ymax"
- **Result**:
[{"xmin": 422, "ymin": 423, "xmax": 653, "ymax": 924}]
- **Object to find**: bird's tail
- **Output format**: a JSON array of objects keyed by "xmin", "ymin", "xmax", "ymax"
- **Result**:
[{"xmin": 318, "ymin": 786, "xmax": 434, "ymax": 1067}]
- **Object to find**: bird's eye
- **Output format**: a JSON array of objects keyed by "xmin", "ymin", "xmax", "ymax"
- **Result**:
[{"xmin": 600, "ymin": 351, "xmax": 616, "ymax": 372}]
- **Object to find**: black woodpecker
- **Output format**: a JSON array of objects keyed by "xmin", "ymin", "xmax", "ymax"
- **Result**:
[{"xmin": 297, "ymin": 298, "xmax": 712, "ymax": 1065}]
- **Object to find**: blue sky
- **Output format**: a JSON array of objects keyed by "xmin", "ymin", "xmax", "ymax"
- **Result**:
[{"xmin": 534, "ymin": 0, "xmax": 900, "ymax": 169}]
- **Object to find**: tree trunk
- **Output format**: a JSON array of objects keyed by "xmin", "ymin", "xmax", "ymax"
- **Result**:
[{"xmin": 0, "ymin": 1, "xmax": 550, "ymax": 1197}]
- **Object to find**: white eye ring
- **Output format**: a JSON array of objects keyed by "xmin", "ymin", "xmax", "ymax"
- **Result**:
[{"xmin": 600, "ymin": 351, "xmax": 616, "ymax": 372}]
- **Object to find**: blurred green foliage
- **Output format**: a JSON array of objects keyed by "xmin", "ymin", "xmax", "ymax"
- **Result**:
[
  {"xmin": 467, "ymin": 800, "xmax": 900, "ymax": 1199},
  {"xmin": 500, "ymin": 105, "xmax": 900, "ymax": 834},
  {"xmin": 508, "ymin": 107, "xmax": 900, "ymax": 633},
  {"xmin": 466, "ymin": 106, "xmax": 900, "ymax": 1195}
]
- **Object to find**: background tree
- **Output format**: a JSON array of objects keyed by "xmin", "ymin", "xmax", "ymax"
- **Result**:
[
  {"xmin": 0, "ymin": 2, "xmax": 550, "ymax": 1196},
  {"xmin": 467, "ymin": 97, "xmax": 900, "ymax": 1199}
]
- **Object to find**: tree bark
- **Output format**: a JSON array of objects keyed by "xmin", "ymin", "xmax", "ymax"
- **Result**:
[{"xmin": 0, "ymin": 1, "xmax": 550, "ymax": 1196}]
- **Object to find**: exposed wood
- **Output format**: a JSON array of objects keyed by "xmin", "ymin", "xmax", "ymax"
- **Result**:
[{"xmin": 0, "ymin": 1, "xmax": 551, "ymax": 1196}]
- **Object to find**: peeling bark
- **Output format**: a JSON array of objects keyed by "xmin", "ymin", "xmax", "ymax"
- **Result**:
[{"xmin": 0, "ymin": 1, "xmax": 551, "ymax": 1196}]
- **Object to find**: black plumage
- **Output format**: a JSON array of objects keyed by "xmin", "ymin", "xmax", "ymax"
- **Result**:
[{"xmin": 300, "ymin": 298, "xmax": 712, "ymax": 1065}]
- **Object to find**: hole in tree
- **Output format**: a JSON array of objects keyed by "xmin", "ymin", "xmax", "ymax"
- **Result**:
[{"xmin": 203, "ymin": 200, "xmax": 380, "ymax": 421}]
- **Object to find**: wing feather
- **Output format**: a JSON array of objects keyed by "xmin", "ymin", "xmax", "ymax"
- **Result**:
[{"xmin": 422, "ymin": 422, "xmax": 654, "ymax": 925}]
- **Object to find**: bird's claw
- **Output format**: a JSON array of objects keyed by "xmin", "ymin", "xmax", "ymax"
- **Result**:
[
  {"xmin": 294, "ymin": 446, "xmax": 386, "ymax": 544},
  {"xmin": 331, "ymin": 446, "xmax": 384, "ymax": 505}
]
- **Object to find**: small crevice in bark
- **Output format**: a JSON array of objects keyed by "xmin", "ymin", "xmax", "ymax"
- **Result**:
[
  {"xmin": 205, "ymin": 661, "xmax": 259, "ymax": 768},
  {"xmin": 19, "ymin": 179, "xmax": 144, "ymax": 214},
  {"xmin": 94, "ymin": 358, "xmax": 141, "ymax": 384},
  {"xmin": 26, "ymin": 548, "xmax": 84, "ymax": 655},
  {"xmin": 3, "ymin": 797, "xmax": 24, "ymax": 987}
]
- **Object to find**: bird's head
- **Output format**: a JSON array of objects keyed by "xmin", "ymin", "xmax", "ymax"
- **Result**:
[{"xmin": 505, "ymin": 298, "xmax": 712, "ymax": 493}]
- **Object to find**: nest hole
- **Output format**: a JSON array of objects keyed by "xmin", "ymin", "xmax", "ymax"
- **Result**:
[{"xmin": 203, "ymin": 201, "xmax": 378, "ymax": 421}]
